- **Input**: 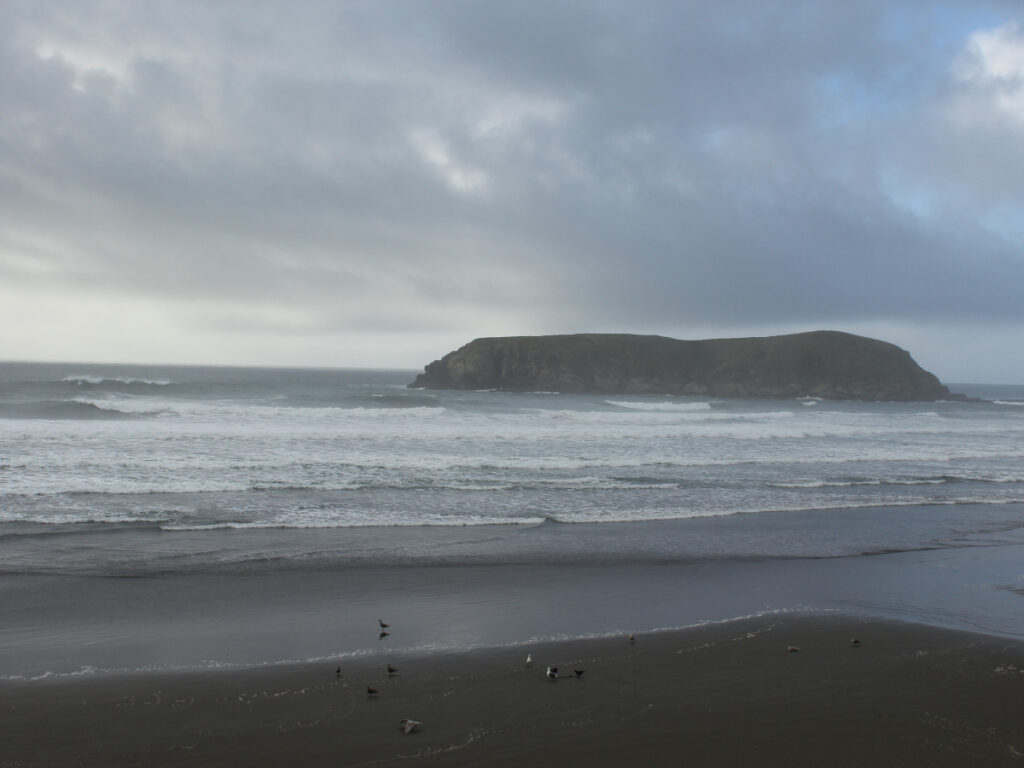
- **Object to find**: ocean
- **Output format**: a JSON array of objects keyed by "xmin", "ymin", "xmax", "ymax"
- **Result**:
[{"xmin": 2, "ymin": 361, "xmax": 1023, "ymax": 679}]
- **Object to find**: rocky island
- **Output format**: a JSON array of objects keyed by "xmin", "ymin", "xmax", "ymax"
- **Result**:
[{"xmin": 409, "ymin": 331, "xmax": 959, "ymax": 401}]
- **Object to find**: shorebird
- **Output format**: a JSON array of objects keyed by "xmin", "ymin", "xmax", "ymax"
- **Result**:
[
  {"xmin": 628, "ymin": 633, "xmax": 636, "ymax": 645},
  {"xmin": 387, "ymin": 664, "xmax": 398, "ymax": 675},
  {"xmin": 850, "ymin": 638, "xmax": 862, "ymax": 646},
  {"xmin": 526, "ymin": 654, "xmax": 533, "ymax": 667},
  {"xmin": 546, "ymin": 666, "xmax": 558, "ymax": 680},
  {"xmin": 787, "ymin": 646, "xmax": 800, "ymax": 653},
  {"xmin": 573, "ymin": 669, "xmax": 585, "ymax": 678},
  {"xmin": 379, "ymin": 631, "xmax": 390, "ymax": 640},
  {"xmin": 379, "ymin": 619, "xmax": 390, "ymax": 628},
  {"xmin": 335, "ymin": 666, "xmax": 341, "ymax": 677},
  {"xmin": 367, "ymin": 686, "xmax": 379, "ymax": 696},
  {"xmin": 400, "ymin": 719, "xmax": 421, "ymax": 734}
]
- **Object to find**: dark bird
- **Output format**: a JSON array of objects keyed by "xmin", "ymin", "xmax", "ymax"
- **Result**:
[
  {"xmin": 628, "ymin": 633, "xmax": 636, "ymax": 644},
  {"xmin": 379, "ymin": 631, "xmax": 390, "ymax": 640},
  {"xmin": 546, "ymin": 666, "xmax": 558, "ymax": 680},
  {"xmin": 387, "ymin": 664, "xmax": 398, "ymax": 675},
  {"xmin": 335, "ymin": 666, "xmax": 341, "ymax": 677},
  {"xmin": 400, "ymin": 719, "xmax": 421, "ymax": 734},
  {"xmin": 850, "ymin": 638, "xmax": 862, "ymax": 646},
  {"xmin": 574, "ymin": 669, "xmax": 585, "ymax": 678},
  {"xmin": 367, "ymin": 686, "xmax": 378, "ymax": 696},
  {"xmin": 787, "ymin": 646, "xmax": 800, "ymax": 653},
  {"xmin": 379, "ymin": 619, "xmax": 390, "ymax": 628}
]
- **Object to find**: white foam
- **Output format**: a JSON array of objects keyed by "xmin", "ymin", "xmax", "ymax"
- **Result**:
[
  {"xmin": 605, "ymin": 400, "xmax": 713, "ymax": 412},
  {"xmin": 62, "ymin": 375, "xmax": 174, "ymax": 386},
  {"xmin": 769, "ymin": 477, "xmax": 949, "ymax": 489},
  {"xmin": 160, "ymin": 514, "xmax": 548, "ymax": 531}
]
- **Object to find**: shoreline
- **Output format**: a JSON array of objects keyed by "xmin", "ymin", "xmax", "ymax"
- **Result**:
[{"xmin": 5, "ymin": 613, "xmax": 1024, "ymax": 766}]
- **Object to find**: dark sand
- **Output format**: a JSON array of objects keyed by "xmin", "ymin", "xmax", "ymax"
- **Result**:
[{"xmin": 3, "ymin": 614, "xmax": 1024, "ymax": 767}]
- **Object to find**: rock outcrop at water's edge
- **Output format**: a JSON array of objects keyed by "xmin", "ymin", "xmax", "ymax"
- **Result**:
[{"xmin": 409, "ymin": 331, "xmax": 963, "ymax": 401}]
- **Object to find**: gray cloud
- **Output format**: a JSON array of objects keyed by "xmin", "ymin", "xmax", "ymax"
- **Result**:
[{"xmin": 1, "ymin": 1, "xmax": 1022, "ymax": 378}]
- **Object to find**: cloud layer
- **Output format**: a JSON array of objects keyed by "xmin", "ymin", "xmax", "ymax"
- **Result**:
[{"xmin": 2, "ymin": 1, "xmax": 1022, "ymax": 379}]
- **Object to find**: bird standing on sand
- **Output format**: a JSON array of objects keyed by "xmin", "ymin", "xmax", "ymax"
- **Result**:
[
  {"xmin": 850, "ymin": 638, "xmax": 861, "ymax": 646},
  {"xmin": 629, "ymin": 633, "xmax": 636, "ymax": 645},
  {"xmin": 335, "ymin": 666, "xmax": 341, "ymax": 678},
  {"xmin": 546, "ymin": 666, "xmax": 558, "ymax": 680},
  {"xmin": 526, "ymin": 654, "xmax": 532, "ymax": 667},
  {"xmin": 387, "ymin": 664, "xmax": 398, "ymax": 675},
  {"xmin": 787, "ymin": 646, "xmax": 800, "ymax": 653},
  {"xmin": 367, "ymin": 686, "xmax": 379, "ymax": 696},
  {"xmin": 400, "ymin": 719, "xmax": 421, "ymax": 734},
  {"xmin": 379, "ymin": 619, "xmax": 390, "ymax": 628},
  {"xmin": 574, "ymin": 669, "xmax": 585, "ymax": 678}
]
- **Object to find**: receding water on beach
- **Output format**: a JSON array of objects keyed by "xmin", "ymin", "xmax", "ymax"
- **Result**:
[{"xmin": 2, "ymin": 362, "xmax": 1023, "ymax": 679}]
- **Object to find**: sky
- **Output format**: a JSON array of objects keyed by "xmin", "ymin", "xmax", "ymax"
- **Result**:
[{"xmin": 2, "ymin": 1, "xmax": 1023, "ymax": 382}]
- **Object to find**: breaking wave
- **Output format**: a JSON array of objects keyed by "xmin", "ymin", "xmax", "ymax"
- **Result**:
[
  {"xmin": 62, "ymin": 375, "xmax": 175, "ymax": 387},
  {"xmin": 0, "ymin": 400, "xmax": 157, "ymax": 420},
  {"xmin": 605, "ymin": 400, "xmax": 713, "ymax": 412}
]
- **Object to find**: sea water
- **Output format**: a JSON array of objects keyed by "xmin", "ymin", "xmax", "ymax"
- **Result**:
[{"xmin": 1, "ymin": 362, "xmax": 1023, "ymax": 677}]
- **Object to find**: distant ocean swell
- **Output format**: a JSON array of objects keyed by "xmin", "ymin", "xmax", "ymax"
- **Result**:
[
  {"xmin": 2, "ymin": 365, "xmax": 1023, "ymax": 534},
  {"xmin": 4, "ymin": 462, "xmax": 1024, "ymax": 501}
]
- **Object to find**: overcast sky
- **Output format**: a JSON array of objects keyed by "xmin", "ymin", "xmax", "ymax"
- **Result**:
[{"xmin": 2, "ymin": 1, "xmax": 1023, "ymax": 381}]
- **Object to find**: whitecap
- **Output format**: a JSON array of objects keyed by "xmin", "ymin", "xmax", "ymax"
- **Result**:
[{"xmin": 605, "ymin": 400, "xmax": 713, "ymax": 412}]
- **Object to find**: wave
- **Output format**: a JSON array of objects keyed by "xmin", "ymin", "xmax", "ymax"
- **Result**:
[
  {"xmin": 62, "ymin": 375, "xmax": 175, "ymax": 387},
  {"xmin": 159, "ymin": 514, "xmax": 548, "ymax": 531},
  {"xmin": 605, "ymin": 400, "xmax": 713, "ymax": 412},
  {"xmin": 0, "ymin": 522, "xmax": 166, "ymax": 540},
  {"xmin": 100, "ymin": 399, "xmax": 449, "ymax": 421},
  {"xmin": 365, "ymin": 394, "xmax": 442, "ymax": 407},
  {"xmin": 5, "ymin": 494, "xmax": 1024, "ymax": 533},
  {"xmin": 0, "ymin": 400, "xmax": 157, "ymax": 421},
  {"xmin": 0, "ymin": 512, "xmax": 169, "ymax": 525},
  {"xmin": 6, "ymin": 450, "xmax": 1024, "ymax": 498},
  {"xmin": 158, "ymin": 496, "xmax": 1024, "ymax": 529},
  {"xmin": 769, "ymin": 473, "xmax": 1024, "ymax": 489},
  {"xmin": 536, "ymin": 406, "xmax": 795, "ymax": 424},
  {"xmin": 995, "ymin": 400, "xmax": 1024, "ymax": 407},
  {"xmin": 770, "ymin": 477, "xmax": 946, "ymax": 489},
  {"xmin": 537, "ymin": 496, "xmax": 1024, "ymax": 525}
]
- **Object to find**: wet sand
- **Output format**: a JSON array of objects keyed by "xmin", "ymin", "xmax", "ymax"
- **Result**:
[{"xmin": 4, "ymin": 614, "xmax": 1024, "ymax": 767}]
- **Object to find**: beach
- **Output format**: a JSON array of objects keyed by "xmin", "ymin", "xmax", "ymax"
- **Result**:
[{"xmin": 4, "ymin": 613, "xmax": 1024, "ymax": 766}]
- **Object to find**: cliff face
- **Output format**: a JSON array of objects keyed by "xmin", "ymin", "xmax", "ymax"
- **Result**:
[{"xmin": 409, "ymin": 331, "xmax": 956, "ymax": 401}]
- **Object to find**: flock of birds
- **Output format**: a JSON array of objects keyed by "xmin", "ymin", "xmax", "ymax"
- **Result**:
[
  {"xmin": 337, "ymin": 618, "xmax": 633, "ymax": 735},
  {"xmin": 337, "ymin": 620, "xmax": 862, "ymax": 735},
  {"xmin": 336, "ymin": 619, "xmax": 423, "ymax": 735}
]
